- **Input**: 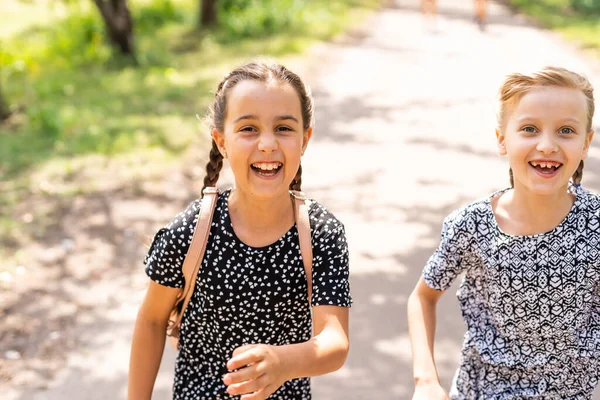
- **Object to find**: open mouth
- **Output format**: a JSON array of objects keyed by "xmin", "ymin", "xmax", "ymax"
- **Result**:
[
  {"xmin": 251, "ymin": 162, "xmax": 283, "ymax": 177},
  {"xmin": 529, "ymin": 160, "xmax": 563, "ymax": 175}
]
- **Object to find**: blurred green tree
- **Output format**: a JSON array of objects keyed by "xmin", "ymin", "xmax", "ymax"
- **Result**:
[
  {"xmin": 570, "ymin": 0, "xmax": 600, "ymax": 12},
  {"xmin": 0, "ymin": 80, "xmax": 9, "ymax": 121},
  {"xmin": 200, "ymin": 0, "xmax": 217, "ymax": 27},
  {"xmin": 92, "ymin": 0, "xmax": 136, "ymax": 57}
]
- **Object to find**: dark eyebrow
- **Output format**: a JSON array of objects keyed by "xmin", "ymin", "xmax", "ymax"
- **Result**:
[
  {"xmin": 233, "ymin": 114, "xmax": 258, "ymax": 123},
  {"xmin": 232, "ymin": 115, "xmax": 300, "ymax": 123}
]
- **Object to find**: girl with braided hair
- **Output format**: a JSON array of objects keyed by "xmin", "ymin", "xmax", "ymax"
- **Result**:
[
  {"xmin": 128, "ymin": 61, "xmax": 351, "ymax": 399},
  {"xmin": 408, "ymin": 66, "xmax": 598, "ymax": 399}
]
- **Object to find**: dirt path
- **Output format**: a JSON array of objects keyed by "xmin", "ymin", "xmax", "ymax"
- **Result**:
[{"xmin": 3, "ymin": 0, "xmax": 600, "ymax": 399}]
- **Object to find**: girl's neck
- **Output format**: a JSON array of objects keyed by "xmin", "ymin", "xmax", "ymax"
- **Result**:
[
  {"xmin": 494, "ymin": 183, "xmax": 575, "ymax": 236},
  {"xmin": 227, "ymin": 188, "xmax": 295, "ymax": 246}
]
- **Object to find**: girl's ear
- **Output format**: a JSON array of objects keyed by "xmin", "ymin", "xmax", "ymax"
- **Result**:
[
  {"xmin": 496, "ymin": 128, "xmax": 507, "ymax": 156},
  {"xmin": 582, "ymin": 129, "xmax": 595, "ymax": 160},
  {"xmin": 212, "ymin": 128, "xmax": 227, "ymax": 158},
  {"xmin": 302, "ymin": 127, "xmax": 313, "ymax": 156}
]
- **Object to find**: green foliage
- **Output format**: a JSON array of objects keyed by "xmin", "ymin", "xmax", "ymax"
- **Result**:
[
  {"xmin": 1, "ymin": 0, "xmax": 183, "ymax": 72},
  {"xmin": 136, "ymin": 0, "xmax": 185, "ymax": 33},
  {"xmin": 510, "ymin": 0, "xmax": 600, "ymax": 55},
  {"xmin": 45, "ymin": 12, "xmax": 110, "ymax": 67},
  {"xmin": 218, "ymin": 0, "xmax": 298, "ymax": 37},
  {"xmin": 217, "ymin": 0, "xmax": 351, "ymax": 39},
  {"xmin": 570, "ymin": 0, "xmax": 600, "ymax": 13}
]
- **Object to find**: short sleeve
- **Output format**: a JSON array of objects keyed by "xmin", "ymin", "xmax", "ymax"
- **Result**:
[
  {"xmin": 311, "ymin": 225, "xmax": 352, "ymax": 307},
  {"xmin": 423, "ymin": 211, "xmax": 473, "ymax": 291},
  {"xmin": 144, "ymin": 200, "xmax": 201, "ymax": 288}
]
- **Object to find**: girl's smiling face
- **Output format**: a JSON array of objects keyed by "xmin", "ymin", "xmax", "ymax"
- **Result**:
[
  {"xmin": 214, "ymin": 79, "xmax": 312, "ymax": 199},
  {"xmin": 497, "ymin": 86, "xmax": 594, "ymax": 195}
]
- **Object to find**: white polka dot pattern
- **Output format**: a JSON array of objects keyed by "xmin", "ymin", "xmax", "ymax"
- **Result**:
[{"xmin": 144, "ymin": 190, "xmax": 352, "ymax": 399}]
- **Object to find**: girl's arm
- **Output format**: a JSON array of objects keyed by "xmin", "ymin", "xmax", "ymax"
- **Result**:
[
  {"xmin": 128, "ymin": 281, "xmax": 180, "ymax": 400},
  {"xmin": 407, "ymin": 277, "xmax": 447, "ymax": 392},
  {"xmin": 277, "ymin": 304, "xmax": 349, "ymax": 377},
  {"xmin": 223, "ymin": 305, "xmax": 349, "ymax": 399}
]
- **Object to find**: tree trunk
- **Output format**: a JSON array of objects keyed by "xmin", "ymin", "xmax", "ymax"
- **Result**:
[
  {"xmin": 199, "ymin": 0, "xmax": 217, "ymax": 28},
  {"xmin": 0, "ymin": 81, "xmax": 10, "ymax": 121},
  {"xmin": 92, "ymin": 0, "xmax": 136, "ymax": 57}
]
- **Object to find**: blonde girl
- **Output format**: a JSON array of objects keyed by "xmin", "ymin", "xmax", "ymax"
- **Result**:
[
  {"xmin": 408, "ymin": 66, "xmax": 598, "ymax": 399},
  {"xmin": 128, "ymin": 61, "xmax": 351, "ymax": 400}
]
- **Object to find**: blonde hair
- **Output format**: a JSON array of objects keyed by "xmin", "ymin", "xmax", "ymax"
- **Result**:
[{"xmin": 497, "ymin": 66, "xmax": 595, "ymax": 187}]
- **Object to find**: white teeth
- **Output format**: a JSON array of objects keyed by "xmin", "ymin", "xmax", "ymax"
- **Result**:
[
  {"xmin": 531, "ymin": 161, "xmax": 560, "ymax": 169},
  {"xmin": 252, "ymin": 162, "xmax": 281, "ymax": 171}
]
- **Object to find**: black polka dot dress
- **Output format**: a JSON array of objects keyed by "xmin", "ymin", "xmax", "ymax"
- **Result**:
[
  {"xmin": 144, "ymin": 189, "xmax": 352, "ymax": 399},
  {"xmin": 423, "ymin": 184, "xmax": 600, "ymax": 399}
]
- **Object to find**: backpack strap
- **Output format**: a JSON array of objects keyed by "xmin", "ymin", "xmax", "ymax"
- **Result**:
[
  {"xmin": 170, "ymin": 188, "xmax": 313, "ymax": 344},
  {"xmin": 170, "ymin": 187, "xmax": 219, "ymax": 333},
  {"xmin": 290, "ymin": 190, "xmax": 313, "ymax": 306}
]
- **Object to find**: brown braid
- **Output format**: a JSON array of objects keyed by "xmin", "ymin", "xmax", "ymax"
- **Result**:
[
  {"xmin": 572, "ymin": 160, "xmax": 584, "ymax": 185},
  {"xmin": 509, "ymin": 168, "xmax": 514, "ymax": 188},
  {"xmin": 290, "ymin": 164, "xmax": 302, "ymax": 191},
  {"xmin": 201, "ymin": 140, "xmax": 223, "ymax": 196}
]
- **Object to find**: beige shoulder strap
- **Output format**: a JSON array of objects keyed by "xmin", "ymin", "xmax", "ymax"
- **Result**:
[
  {"xmin": 174, "ymin": 187, "xmax": 219, "ymax": 329},
  {"xmin": 290, "ymin": 190, "xmax": 313, "ymax": 306}
]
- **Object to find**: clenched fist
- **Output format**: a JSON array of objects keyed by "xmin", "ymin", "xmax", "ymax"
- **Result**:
[{"xmin": 223, "ymin": 344, "xmax": 291, "ymax": 400}]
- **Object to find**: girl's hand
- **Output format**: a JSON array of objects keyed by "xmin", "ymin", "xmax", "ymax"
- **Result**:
[
  {"xmin": 412, "ymin": 382, "xmax": 450, "ymax": 400},
  {"xmin": 223, "ymin": 344, "xmax": 289, "ymax": 400}
]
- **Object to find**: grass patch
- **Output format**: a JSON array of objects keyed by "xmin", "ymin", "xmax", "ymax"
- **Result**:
[{"xmin": 509, "ymin": 0, "xmax": 600, "ymax": 57}]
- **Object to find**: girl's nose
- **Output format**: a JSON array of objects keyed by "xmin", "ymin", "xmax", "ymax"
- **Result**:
[
  {"xmin": 257, "ymin": 131, "xmax": 278, "ymax": 153},
  {"xmin": 536, "ymin": 132, "xmax": 559, "ymax": 154}
]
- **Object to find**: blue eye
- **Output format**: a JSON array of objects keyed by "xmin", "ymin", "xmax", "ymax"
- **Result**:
[
  {"xmin": 522, "ymin": 126, "xmax": 536, "ymax": 133},
  {"xmin": 560, "ymin": 127, "xmax": 574, "ymax": 134}
]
